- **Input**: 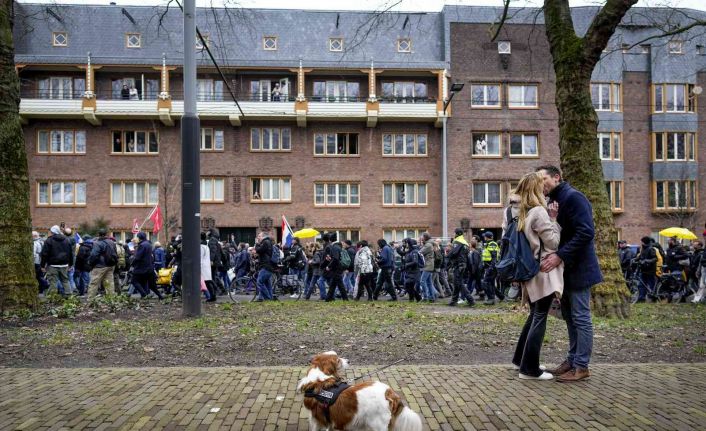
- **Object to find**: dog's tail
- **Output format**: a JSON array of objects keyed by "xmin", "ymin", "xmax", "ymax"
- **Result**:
[{"xmin": 392, "ymin": 406, "xmax": 423, "ymax": 431}]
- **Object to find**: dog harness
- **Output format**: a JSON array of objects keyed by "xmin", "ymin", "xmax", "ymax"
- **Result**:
[{"xmin": 304, "ymin": 381, "xmax": 350, "ymax": 423}]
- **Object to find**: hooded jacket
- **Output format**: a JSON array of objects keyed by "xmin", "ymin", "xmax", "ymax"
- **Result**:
[
  {"xmin": 447, "ymin": 235, "xmax": 469, "ymax": 269},
  {"xmin": 41, "ymin": 233, "xmax": 74, "ymax": 267},
  {"xmin": 420, "ymin": 239, "xmax": 435, "ymax": 272}
]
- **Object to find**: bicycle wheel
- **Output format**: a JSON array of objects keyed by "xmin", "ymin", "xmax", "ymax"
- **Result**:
[
  {"xmin": 628, "ymin": 278, "xmax": 639, "ymax": 304},
  {"xmin": 654, "ymin": 280, "xmax": 673, "ymax": 303},
  {"xmin": 227, "ymin": 281, "xmax": 239, "ymax": 303}
]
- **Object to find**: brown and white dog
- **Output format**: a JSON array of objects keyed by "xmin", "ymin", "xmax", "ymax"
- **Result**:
[{"xmin": 297, "ymin": 351, "xmax": 422, "ymax": 431}]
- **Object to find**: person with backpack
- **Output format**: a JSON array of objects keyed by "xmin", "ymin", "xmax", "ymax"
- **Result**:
[
  {"xmin": 400, "ymin": 238, "xmax": 423, "ymax": 302},
  {"xmin": 636, "ymin": 236, "xmax": 658, "ymax": 303},
  {"xmin": 305, "ymin": 242, "xmax": 326, "ymax": 300},
  {"xmin": 342, "ymin": 240, "xmax": 357, "ymax": 295},
  {"xmin": 510, "ymin": 171, "xmax": 562, "ymax": 381},
  {"xmin": 481, "ymin": 231, "xmax": 502, "ymax": 305},
  {"xmin": 132, "ymin": 232, "xmax": 164, "ymax": 300},
  {"xmin": 73, "ymin": 235, "xmax": 93, "ymax": 296},
  {"xmin": 254, "ymin": 231, "xmax": 276, "ymax": 301},
  {"xmin": 323, "ymin": 233, "xmax": 349, "ymax": 301},
  {"xmin": 86, "ymin": 228, "xmax": 118, "ymax": 299},
  {"xmin": 447, "ymin": 228, "xmax": 474, "ymax": 306},
  {"xmin": 284, "ymin": 238, "xmax": 307, "ymax": 298},
  {"xmin": 419, "ymin": 232, "xmax": 436, "ymax": 302},
  {"xmin": 374, "ymin": 239, "xmax": 398, "ymax": 301},
  {"xmin": 431, "ymin": 239, "xmax": 446, "ymax": 298},
  {"xmin": 354, "ymin": 240, "xmax": 375, "ymax": 300}
]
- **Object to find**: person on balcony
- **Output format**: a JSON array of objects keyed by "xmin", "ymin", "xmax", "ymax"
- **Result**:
[
  {"xmin": 121, "ymin": 84, "xmax": 130, "ymax": 100},
  {"xmin": 271, "ymin": 83, "xmax": 281, "ymax": 101},
  {"xmin": 129, "ymin": 85, "xmax": 139, "ymax": 100}
]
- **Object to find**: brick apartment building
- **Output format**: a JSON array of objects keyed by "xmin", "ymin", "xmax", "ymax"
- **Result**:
[{"xmin": 14, "ymin": 3, "xmax": 706, "ymax": 245}]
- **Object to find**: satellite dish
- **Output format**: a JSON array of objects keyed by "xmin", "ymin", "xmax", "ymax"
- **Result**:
[{"xmin": 692, "ymin": 86, "xmax": 703, "ymax": 95}]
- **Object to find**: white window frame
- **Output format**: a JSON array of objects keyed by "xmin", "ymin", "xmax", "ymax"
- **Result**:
[
  {"xmin": 472, "ymin": 182, "xmax": 503, "ymax": 207},
  {"xmin": 250, "ymin": 128, "xmax": 291, "ymax": 152},
  {"xmin": 383, "ymin": 228, "xmax": 425, "ymax": 244},
  {"xmin": 470, "ymin": 84, "xmax": 501, "ymax": 108},
  {"xmin": 313, "ymin": 133, "xmax": 359, "ymax": 156},
  {"xmin": 668, "ymin": 40, "xmax": 683, "ymax": 54},
  {"xmin": 52, "ymin": 32, "xmax": 68, "ymax": 47},
  {"xmin": 509, "ymin": 133, "xmax": 539, "ymax": 157},
  {"xmin": 591, "ymin": 82, "xmax": 621, "ymax": 112},
  {"xmin": 110, "ymin": 181, "xmax": 158, "ymax": 206},
  {"xmin": 498, "ymin": 41, "xmax": 511, "ymax": 54},
  {"xmin": 606, "ymin": 181, "xmax": 624, "ymax": 212},
  {"xmin": 382, "ymin": 182, "xmax": 428, "ymax": 207},
  {"xmin": 507, "ymin": 84, "xmax": 538, "ymax": 108},
  {"xmin": 471, "ymin": 132, "xmax": 502, "ymax": 157},
  {"xmin": 195, "ymin": 33, "xmax": 210, "ymax": 50},
  {"xmin": 598, "ymin": 131, "xmax": 622, "ymax": 161},
  {"xmin": 263, "ymin": 36, "xmax": 278, "ymax": 51},
  {"xmin": 316, "ymin": 229, "xmax": 361, "ymax": 243},
  {"xmin": 126, "ymin": 33, "xmax": 141, "ymax": 48},
  {"xmin": 329, "ymin": 38, "xmax": 343, "ymax": 52},
  {"xmin": 382, "ymin": 133, "xmax": 428, "ymax": 157},
  {"xmin": 397, "ymin": 38, "xmax": 412, "ymax": 53},
  {"xmin": 250, "ymin": 177, "xmax": 291, "ymax": 202},
  {"xmin": 200, "ymin": 128, "xmax": 224, "ymax": 151},
  {"xmin": 111, "ymin": 130, "xmax": 159, "ymax": 154},
  {"xmin": 200, "ymin": 177, "xmax": 225, "ymax": 203},
  {"xmin": 314, "ymin": 183, "xmax": 360, "ymax": 207},
  {"xmin": 37, "ymin": 181, "xmax": 86, "ymax": 206},
  {"xmin": 37, "ymin": 130, "xmax": 86, "ymax": 155}
]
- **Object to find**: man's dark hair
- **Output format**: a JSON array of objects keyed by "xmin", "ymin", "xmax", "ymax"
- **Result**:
[
  {"xmin": 343, "ymin": 239, "xmax": 352, "ymax": 246},
  {"xmin": 321, "ymin": 233, "xmax": 330, "ymax": 242},
  {"xmin": 329, "ymin": 232, "xmax": 337, "ymax": 242},
  {"xmin": 454, "ymin": 228, "xmax": 464, "ymax": 237},
  {"xmin": 377, "ymin": 239, "xmax": 387, "ymax": 248},
  {"xmin": 641, "ymin": 236, "xmax": 652, "ymax": 245},
  {"xmin": 97, "ymin": 228, "xmax": 107, "ymax": 237},
  {"xmin": 536, "ymin": 165, "xmax": 562, "ymax": 179},
  {"xmin": 421, "ymin": 232, "xmax": 431, "ymax": 241},
  {"xmin": 360, "ymin": 240, "xmax": 368, "ymax": 248}
]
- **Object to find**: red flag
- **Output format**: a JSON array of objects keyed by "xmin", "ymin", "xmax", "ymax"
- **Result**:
[{"xmin": 148, "ymin": 205, "xmax": 163, "ymax": 234}]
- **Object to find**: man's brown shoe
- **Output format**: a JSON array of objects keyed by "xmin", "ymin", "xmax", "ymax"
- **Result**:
[
  {"xmin": 557, "ymin": 367, "xmax": 591, "ymax": 382},
  {"xmin": 547, "ymin": 360, "xmax": 572, "ymax": 376}
]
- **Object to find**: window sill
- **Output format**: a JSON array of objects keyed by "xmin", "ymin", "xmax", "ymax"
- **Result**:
[
  {"xmin": 382, "ymin": 204, "xmax": 429, "ymax": 208},
  {"xmin": 508, "ymin": 106, "xmax": 539, "ymax": 110},
  {"xmin": 36, "ymin": 152, "xmax": 86, "ymax": 156},
  {"xmin": 470, "ymin": 105, "xmax": 502, "ymax": 110},
  {"xmin": 472, "ymin": 204, "xmax": 503, "ymax": 208},
  {"xmin": 109, "ymin": 204, "xmax": 156, "ymax": 208},
  {"xmin": 201, "ymin": 201, "xmax": 225, "ymax": 204},
  {"xmin": 314, "ymin": 204, "xmax": 361, "ymax": 208},
  {"xmin": 471, "ymin": 154, "xmax": 503, "ymax": 159},
  {"xmin": 37, "ymin": 204, "xmax": 87, "ymax": 208},
  {"xmin": 110, "ymin": 153, "xmax": 159, "ymax": 156},
  {"xmin": 313, "ymin": 154, "xmax": 361, "ymax": 158},
  {"xmin": 382, "ymin": 154, "xmax": 429, "ymax": 157},
  {"xmin": 652, "ymin": 208, "xmax": 698, "ymax": 213},
  {"xmin": 508, "ymin": 155, "xmax": 540, "ymax": 159},
  {"xmin": 201, "ymin": 150, "xmax": 225, "ymax": 153},
  {"xmin": 250, "ymin": 149, "xmax": 292, "ymax": 153},
  {"xmin": 250, "ymin": 200, "xmax": 292, "ymax": 204}
]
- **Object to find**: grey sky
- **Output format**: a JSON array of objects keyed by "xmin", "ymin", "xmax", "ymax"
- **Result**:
[{"xmin": 18, "ymin": 0, "xmax": 706, "ymax": 12}]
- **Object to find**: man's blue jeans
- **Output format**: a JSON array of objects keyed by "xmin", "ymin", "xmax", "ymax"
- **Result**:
[
  {"xmin": 257, "ymin": 269, "xmax": 273, "ymax": 300},
  {"xmin": 560, "ymin": 286, "xmax": 593, "ymax": 369},
  {"xmin": 639, "ymin": 272, "xmax": 656, "ymax": 301},
  {"xmin": 420, "ymin": 271, "xmax": 436, "ymax": 300},
  {"xmin": 75, "ymin": 271, "xmax": 90, "ymax": 295}
]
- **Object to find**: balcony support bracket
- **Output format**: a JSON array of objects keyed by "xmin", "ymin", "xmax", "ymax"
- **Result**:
[
  {"xmin": 82, "ymin": 107, "xmax": 101, "ymax": 126},
  {"xmin": 228, "ymin": 114, "xmax": 242, "ymax": 127},
  {"xmin": 296, "ymin": 109, "xmax": 307, "ymax": 127},
  {"xmin": 159, "ymin": 108, "xmax": 174, "ymax": 126}
]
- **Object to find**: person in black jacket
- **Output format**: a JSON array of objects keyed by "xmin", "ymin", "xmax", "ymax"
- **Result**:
[
  {"xmin": 447, "ymin": 228, "xmax": 474, "ymax": 306},
  {"xmin": 636, "ymin": 236, "xmax": 657, "ymax": 303},
  {"xmin": 40, "ymin": 225, "xmax": 74, "ymax": 296},
  {"xmin": 323, "ymin": 233, "xmax": 348, "ymax": 301},
  {"xmin": 255, "ymin": 232, "xmax": 275, "ymax": 301},
  {"xmin": 618, "ymin": 240, "xmax": 635, "ymax": 278},
  {"xmin": 400, "ymin": 238, "xmax": 422, "ymax": 302},
  {"xmin": 665, "ymin": 237, "xmax": 688, "ymax": 274},
  {"xmin": 207, "ymin": 229, "xmax": 226, "ymax": 295},
  {"xmin": 131, "ymin": 232, "xmax": 163, "ymax": 299},
  {"xmin": 86, "ymin": 229, "xmax": 119, "ymax": 298},
  {"xmin": 73, "ymin": 235, "xmax": 93, "ymax": 296},
  {"xmin": 373, "ymin": 239, "xmax": 397, "ymax": 301}
]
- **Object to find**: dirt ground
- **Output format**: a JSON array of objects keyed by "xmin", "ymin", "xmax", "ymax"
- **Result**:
[{"xmin": 1, "ymin": 297, "xmax": 705, "ymax": 368}]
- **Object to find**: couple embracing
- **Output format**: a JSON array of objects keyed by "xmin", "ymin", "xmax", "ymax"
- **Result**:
[{"xmin": 508, "ymin": 165, "xmax": 603, "ymax": 382}]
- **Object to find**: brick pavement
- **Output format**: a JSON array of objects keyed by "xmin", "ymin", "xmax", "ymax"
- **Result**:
[{"xmin": 1, "ymin": 364, "xmax": 704, "ymax": 430}]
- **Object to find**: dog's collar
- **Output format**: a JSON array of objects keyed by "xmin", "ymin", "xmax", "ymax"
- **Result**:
[{"xmin": 304, "ymin": 380, "xmax": 350, "ymax": 423}]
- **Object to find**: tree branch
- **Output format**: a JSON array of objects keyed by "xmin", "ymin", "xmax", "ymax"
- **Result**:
[
  {"xmin": 627, "ymin": 20, "xmax": 706, "ymax": 50},
  {"xmin": 583, "ymin": 0, "xmax": 638, "ymax": 68},
  {"xmin": 489, "ymin": 0, "xmax": 511, "ymax": 42}
]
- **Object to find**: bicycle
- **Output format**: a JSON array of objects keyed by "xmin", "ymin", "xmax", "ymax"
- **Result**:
[
  {"xmin": 228, "ymin": 275, "xmax": 256, "ymax": 302},
  {"xmin": 654, "ymin": 266, "xmax": 696, "ymax": 303}
]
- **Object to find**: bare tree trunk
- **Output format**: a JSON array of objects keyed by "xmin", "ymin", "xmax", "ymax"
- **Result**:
[
  {"xmin": 544, "ymin": 0, "xmax": 633, "ymax": 318},
  {"xmin": 0, "ymin": 0, "xmax": 38, "ymax": 311}
]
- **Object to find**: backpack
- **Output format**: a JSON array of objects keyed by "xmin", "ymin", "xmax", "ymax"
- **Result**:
[
  {"xmin": 103, "ymin": 240, "xmax": 119, "ymax": 267},
  {"xmin": 495, "ymin": 207, "xmax": 540, "ymax": 283},
  {"xmin": 655, "ymin": 247, "xmax": 663, "ymax": 277},
  {"xmin": 116, "ymin": 244, "xmax": 126, "ymax": 268},
  {"xmin": 433, "ymin": 249, "xmax": 442, "ymax": 269},
  {"xmin": 295, "ymin": 247, "xmax": 307, "ymax": 270},
  {"xmin": 271, "ymin": 244, "xmax": 282, "ymax": 265},
  {"xmin": 414, "ymin": 250, "xmax": 425, "ymax": 269},
  {"xmin": 468, "ymin": 249, "xmax": 482, "ymax": 278},
  {"xmin": 339, "ymin": 245, "xmax": 352, "ymax": 268}
]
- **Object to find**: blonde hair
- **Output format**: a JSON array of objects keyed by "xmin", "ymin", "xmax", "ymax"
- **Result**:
[{"xmin": 515, "ymin": 171, "xmax": 547, "ymax": 231}]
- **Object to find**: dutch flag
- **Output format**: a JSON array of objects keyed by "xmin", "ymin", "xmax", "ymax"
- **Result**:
[{"xmin": 281, "ymin": 215, "xmax": 294, "ymax": 248}]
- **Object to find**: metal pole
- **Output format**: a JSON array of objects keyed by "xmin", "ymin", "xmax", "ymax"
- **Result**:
[
  {"xmin": 181, "ymin": 0, "xmax": 201, "ymax": 317},
  {"xmin": 442, "ymin": 115, "xmax": 448, "ymax": 239}
]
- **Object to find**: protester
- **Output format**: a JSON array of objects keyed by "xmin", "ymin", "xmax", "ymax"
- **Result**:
[
  {"xmin": 618, "ymin": 240, "xmax": 635, "ymax": 278},
  {"xmin": 32, "ymin": 231, "xmax": 48, "ymax": 293},
  {"xmin": 399, "ymin": 238, "xmax": 422, "ymax": 302},
  {"xmin": 207, "ymin": 229, "xmax": 226, "ymax": 295},
  {"xmin": 153, "ymin": 241, "xmax": 166, "ymax": 271},
  {"xmin": 323, "ymin": 233, "xmax": 348, "ymax": 301},
  {"xmin": 636, "ymin": 236, "xmax": 657, "ymax": 303},
  {"xmin": 665, "ymin": 237, "xmax": 688, "ymax": 275},
  {"xmin": 305, "ymin": 242, "xmax": 326, "ymax": 300},
  {"xmin": 419, "ymin": 232, "xmax": 436, "ymax": 302},
  {"xmin": 694, "ymin": 239, "xmax": 706, "ymax": 303},
  {"xmin": 447, "ymin": 228, "xmax": 473, "ymax": 306},
  {"xmin": 86, "ymin": 229, "xmax": 118, "ymax": 298},
  {"xmin": 254, "ymin": 231, "xmax": 275, "ymax": 301},
  {"xmin": 40, "ymin": 225, "xmax": 74, "ymax": 296},
  {"xmin": 73, "ymin": 235, "xmax": 93, "ymax": 296},
  {"xmin": 538, "ymin": 165, "xmax": 602, "ymax": 383},
  {"xmin": 374, "ymin": 239, "xmax": 398, "ymax": 301},
  {"xmin": 354, "ymin": 240, "xmax": 375, "ymax": 300},
  {"xmin": 510, "ymin": 172, "xmax": 562, "ymax": 380},
  {"xmin": 481, "ymin": 231, "xmax": 501, "ymax": 305}
]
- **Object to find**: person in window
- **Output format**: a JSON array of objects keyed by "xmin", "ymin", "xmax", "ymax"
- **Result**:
[
  {"xmin": 126, "ymin": 138, "xmax": 135, "ymax": 153},
  {"xmin": 252, "ymin": 191, "xmax": 261, "ymax": 200},
  {"xmin": 113, "ymin": 135, "xmax": 122, "ymax": 153},
  {"xmin": 121, "ymin": 84, "xmax": 130, "ymax": 100},
  {"xmin": 271, "ymin": 83, "xmax": 281, "ymax": 102},
  {"xmin": 476, "ymin": 138, "xmax": 487, "ymax": 155},
  {"xmin": 129, "ymin": 85, "xmax": 139, "ymax": 100}
]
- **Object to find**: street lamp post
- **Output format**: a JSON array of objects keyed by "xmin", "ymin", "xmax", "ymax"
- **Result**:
[{"xmin": 441, "ymin": 82, "xmax": 465, "ymax": 239}]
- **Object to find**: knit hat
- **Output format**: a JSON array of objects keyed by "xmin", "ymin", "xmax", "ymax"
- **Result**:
[{"xmin": 50, "ymin": 225, "xmax": 61, "ymax": 235}]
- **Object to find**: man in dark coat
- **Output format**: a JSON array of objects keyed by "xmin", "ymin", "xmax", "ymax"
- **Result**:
[
  {"xmin": 131, "ymin": 232, "xmax": 163, "ymax": 299},
  {"xmin": 86, "ymin": 228, "xmax": 118, "ymax": 298},
  {"xmin": 538, "ymin": 165, "xmax": 602, "ymax": 382},
  {"xmin": 323, "ymin": 233, "xmax": 348, "ymax": 301},
  {"xmin": 254, "ymin": 232, "xmax": 275, "ymax": 301},
  {"xmin": 40, "ymin": 225, "xmax": 74, "ymax": 296}
]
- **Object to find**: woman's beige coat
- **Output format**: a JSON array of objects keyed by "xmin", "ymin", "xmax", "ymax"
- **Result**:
[{"xmin": 520, "ymin": 206, "xmax": 563, "ymax": 303}]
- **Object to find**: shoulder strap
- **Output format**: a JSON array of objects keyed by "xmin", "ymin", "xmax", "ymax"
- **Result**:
[{"xmin": 506, "ymin": 207, "xmax": 513, "ymax": 224}]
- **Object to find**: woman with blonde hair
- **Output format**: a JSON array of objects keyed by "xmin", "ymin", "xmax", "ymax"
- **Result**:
[{"xmin": 509, "ymin": 171, "xmax": 563, "ymax": 380}]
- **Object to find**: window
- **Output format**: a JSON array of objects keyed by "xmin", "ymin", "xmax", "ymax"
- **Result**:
[
  {"xmin": 37, "ymin": 181, "xmax": 86, "ymax": 206},
  {"xmin": 597, "ymin": 132, "xmax": 622, "ymax": 161},
  {"xmin": 126, "ymin": 33, "xmax": 141, "ymax": 48},
  {"xmin": 317, "ymin": 229, "xmax": 360, "ymax": 243},
  {"xmin": 508, "ymin": 84, "xmax": 538, "ymax": 108},
  {"xmin": 509, "ymin": 133, "xmax": 539, "ymax": 157},
  {"xmin": 312, "ymin": 81, "xmax": 361, "ymax": 102},
  {"xmin": 250, "ymin": 128, "xmax": 291, "ymax": 151},
  {"xmin": 52, "ymin": 32, "xmax": 68, "ymax": 47},
  {"xmin": 200, "ymin": 178, "xmax": 225, "ymax": 203},
  {"xmin": 498, "ymin": 41, "xmax": 511, "ymax": 54},
  {"xmin": 196, "ymin": 79, "xmax": 223, "ymax": 102},
  {"xmin": 37, "ymin": 130, "xmax": 86, "ymax": 154},
  {"xmin": 471, "ymin": 132, "xmax": 501, "ymax": 157},
  {"xmin": 591, "ymin": 83, "xmax": 621, "ymax": 112},
  {"xmin": 110, "ymin": 181, "xmax": 158, "ymax": 206},
  {"xmin": 112, "ymin": 231, "xmax": 156, "ymax": 244},
  {"xmin": 652, "ymin": 132, "xmax": 697, "ymax": 161},
  {"xmin": 251, "ymin": 177, "xmax": 291, "ymax": 202},
  {"xmin": 37, "ymin": 77, "xmax": 85, "ymax": 99},
  {"xmin": 470, "ymin": 84, "xmax": 501, "ymax": 108},
  {"xmin": 201, "ymin": 129, "xmax": 224, "ymax": 151},
  {"xmin": 654, "ymin": 181, "xmax": 698, "ymax": 211},
  {"xmin": 397, "ymin": 38, "xmax": 411, "ymax": 53},
  {"xmin": 383, "ymin": 183, "xmax": 427, "ymax": 206},
  {"xmin": 263, "ymin": 36, "xmax": 277, "ymax": 50},
  {"xmin": 380, "ymin": 81, "xmax": 428, "ymax": 103},
  {"xmin": 329, "ymin": 38, "xmax": 343, "ymax": 52},
  {"xmin": 472, "ymin": 182, "xmax": 502, "ymax": 206},
  {"xmin": 383, "ymin": 228, "xmax": 425, "ymax": 244},
  {"xmin": 195, "ymin": 33, "xmax": 209, "ymax": 50},
  {"xmin": 606, "ymin": 181, "xmax": 624, "ymax": 212},
  {"xmin": 668, "ymin": 40, "xmax": 683, "ymax": 54},
  {"xmin": 653, "ymin": 84, "xmax": 696, "ymax": 113},
  {"xmin": 313, "ymin": 133, "xmax": 359, "ymax": 156},
  {"xmin": 111, "ymin": 130, "xmax": 158, "ymax": 154},
  {"xmin": 640, "ymin": 44, "xmax": 651, "ymax": 54},
  {"xmin": 314, "ymin": 183, "xmax": 360, "ymax": 207},
  {"xmin": 382, "ymin": 133, "xmax": 427, "ymax": 156}
]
